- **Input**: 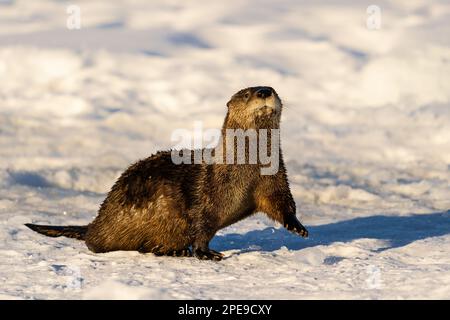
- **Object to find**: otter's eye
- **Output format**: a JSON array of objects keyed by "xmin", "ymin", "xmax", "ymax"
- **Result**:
[{"xmin": 243, "ymin": 92, "xmax": 250, "ymax": 99}]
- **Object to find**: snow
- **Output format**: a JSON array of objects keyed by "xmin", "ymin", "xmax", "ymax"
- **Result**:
[{"xmin": 1, "ymin": 0, "xmax": 449, "ymax": 299}]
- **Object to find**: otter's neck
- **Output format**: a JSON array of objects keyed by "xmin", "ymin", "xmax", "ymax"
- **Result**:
[
  {"xmin": 220, "ymin": 112, "xmax": 280, "ymax": 133},
  {"xmin": 212, "ymin": 113, "xmax": 281, "ymax": 167}
]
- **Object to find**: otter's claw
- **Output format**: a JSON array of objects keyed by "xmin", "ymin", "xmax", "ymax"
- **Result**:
[
  {"xmin": 172, "ymin": 248, "xmax": 193, "ymax": 257},
  {"xmin": 194, "ymin": 248, "xmax": 224, "ymax": 261},
  {"xmin": 296, "ymin": 227, "xmax": 308, "ymax": 238},
  {"xmin": 285, "ymin": 223, "xmax": 309, "ymax": 238}
]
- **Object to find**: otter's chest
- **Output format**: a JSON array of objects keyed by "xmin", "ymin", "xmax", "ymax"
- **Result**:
[{"xmin": 211, "ymin": 168, "xmax": 258, "ymax": 228}]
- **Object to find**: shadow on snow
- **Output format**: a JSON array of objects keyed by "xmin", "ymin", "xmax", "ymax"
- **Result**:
[{"xmin": 211, "ymin": 212, "xmax": 450, "ymax": 254}]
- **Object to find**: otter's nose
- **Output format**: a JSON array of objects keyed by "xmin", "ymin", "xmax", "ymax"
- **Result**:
[{"xmin": 256, "ymin": 87, "xmax": 272, "ymax": 99}]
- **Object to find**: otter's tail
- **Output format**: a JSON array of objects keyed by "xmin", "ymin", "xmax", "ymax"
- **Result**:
[{"xmin": 25, "ymin": 224, "xmax": 87, "ymax": 240}]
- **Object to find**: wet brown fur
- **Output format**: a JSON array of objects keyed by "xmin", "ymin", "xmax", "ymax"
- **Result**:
[{"xmin": 25, "ymin": 86, "xmax": 308, "ymax": 261}]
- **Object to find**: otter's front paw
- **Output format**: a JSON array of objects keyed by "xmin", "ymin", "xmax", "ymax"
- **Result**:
[
  {"xmin": 295, "ymin": 226, "xmax": 309, "ymax": 238},
  {"xmin": 284, "ymin": 221, "xmax": 309, "ymax": 238},
  {"xmin": 194, "ymin": 248, "xmax": 224, "ymax": 261}
]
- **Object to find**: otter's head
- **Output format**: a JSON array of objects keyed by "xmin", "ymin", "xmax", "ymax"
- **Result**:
[{"xmin": 225, "ymin": 86, "xmax": 282, "ymax": 129}]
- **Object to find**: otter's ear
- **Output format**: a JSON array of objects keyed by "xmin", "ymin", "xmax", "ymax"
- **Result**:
[{"xmin": 226, "ymin": 100, "xmax": 232, "ymax": 109}]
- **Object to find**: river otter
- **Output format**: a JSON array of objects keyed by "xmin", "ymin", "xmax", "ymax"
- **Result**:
[{"xmin": 26, "ymin": 86, "xmax": 308, "ymax": 261}]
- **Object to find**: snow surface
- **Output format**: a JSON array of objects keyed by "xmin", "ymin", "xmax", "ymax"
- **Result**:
[{"xmin": 1, "ymin": 0, "xmax": 449, "ymax": 299}]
